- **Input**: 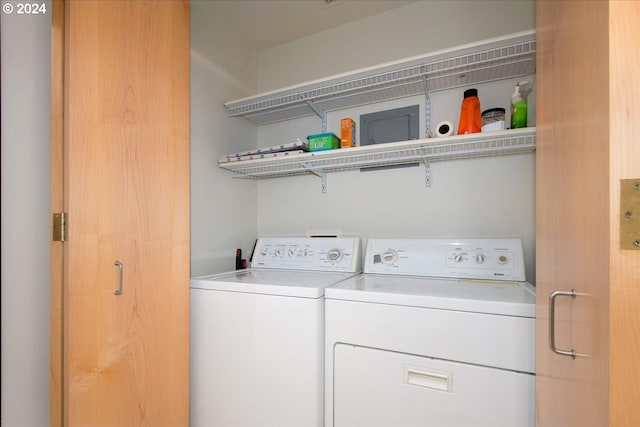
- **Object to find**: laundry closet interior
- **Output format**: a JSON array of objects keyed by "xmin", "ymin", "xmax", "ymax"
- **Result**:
[
  {"xmin": 190, "ymin": 0, "xmax": 537, "ymax": 279},
  {"xmin": 3, "ymin": 1, "xmax": 638, "ymax": 426}
]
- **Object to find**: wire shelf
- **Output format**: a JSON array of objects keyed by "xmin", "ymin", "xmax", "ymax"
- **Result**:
[
  {"xmin": 224, "ymin": 31, "xmax": 536, "ymax": 125},
  {"xmin": 220, "ymin": 128, "xmax": 536, "ymax": 179}
]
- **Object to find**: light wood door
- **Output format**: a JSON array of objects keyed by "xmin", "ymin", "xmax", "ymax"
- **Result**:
[
  {"xmin": 51, "ymin": 1, "xmax": 190, "ymax": 426},
  {"xmin": 536, "ymin": 1, "xmax": 640, "ymax": 426},
  {"xmin": 608, "ymin": 3, "xmax": 640, "ymax": 424}
]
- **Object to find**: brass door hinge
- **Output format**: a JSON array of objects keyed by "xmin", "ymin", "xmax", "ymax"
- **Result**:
[
  {"xmin": 620, "ymin": 179, "xmax": 640, "ymax": 250},
  {"xmin": 53, "ymin": 212, "xmax": 67, "ymax": 242}
]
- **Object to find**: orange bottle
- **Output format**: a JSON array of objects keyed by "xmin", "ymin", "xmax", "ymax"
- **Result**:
[{"xmin": 457, "ymin": 88, "xmax": 482, "ymax": 135}]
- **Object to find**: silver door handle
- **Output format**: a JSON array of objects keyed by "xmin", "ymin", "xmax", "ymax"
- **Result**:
[
  {"xmin": 113, "ymin": 260, "xmax": 123, "ymax": 296},
  {"xmin": 549, "ymin": 289, "xmax": 576, "ymax": 358}
]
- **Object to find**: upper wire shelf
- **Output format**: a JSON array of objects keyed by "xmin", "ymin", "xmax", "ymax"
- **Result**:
[{"xmin": 224, "ymin": 31, "xmax": 536, "ymax": 125}]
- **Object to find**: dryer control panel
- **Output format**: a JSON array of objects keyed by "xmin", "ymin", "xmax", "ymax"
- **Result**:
[
  {"xmin": 364, "ymin": 238, "xmax": 525, "ymax": 281},
  {"xmin": 252, "ymin": 237, "xmax": 362, "ymax": 272}
]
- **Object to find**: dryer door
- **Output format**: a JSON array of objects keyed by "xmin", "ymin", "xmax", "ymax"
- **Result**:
[{"xmin": 333, "ymin": 344, "xmax": 534, "ymax": 427}]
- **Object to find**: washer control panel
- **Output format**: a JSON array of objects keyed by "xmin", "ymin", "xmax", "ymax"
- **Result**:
[
  {"xmin": 252, "ymin": 237, "xmax": 361, "ymax": 272},
  {"xmin": 365, "ymin": 238, "xmax": 525, "ymax": 281}
]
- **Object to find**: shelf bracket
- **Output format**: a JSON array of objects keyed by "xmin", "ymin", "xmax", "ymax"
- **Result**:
[
  {"xmin": 421, "ymin": 75, "xmax": 432, "ymax": 138},
  {"xmin": 423, "ymin": 158, "xmax": 432, "ymax": 187},
  {"xmin": 301, "ymin": 162, "xmax": 328, "ymax": 193},
  {"xmin": 305, "ymin": 100, "xmax": 327, "ymax": 132}
]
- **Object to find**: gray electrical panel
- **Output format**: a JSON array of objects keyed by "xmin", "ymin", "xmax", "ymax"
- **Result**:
[
  {"xmin": 360, "ymin": 105, "xmax": 420, "ymax": 170},
  {"xmin": 360, "ymin": 105, "xmax": 419, "ymax": 146}
]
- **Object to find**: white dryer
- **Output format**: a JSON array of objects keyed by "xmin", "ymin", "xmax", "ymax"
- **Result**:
[
  {"xmin": 190, "ymin": 237, "xmax": 361, "ymax": 427},
  {"xmin": 324, "ymin": 238, "xmax": 535, "ymax": 427}
]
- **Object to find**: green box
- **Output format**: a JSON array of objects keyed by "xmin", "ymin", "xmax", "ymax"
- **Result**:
[{"xmin": 306, "ymin": 132, "xmax": 340, "ymax": 152}]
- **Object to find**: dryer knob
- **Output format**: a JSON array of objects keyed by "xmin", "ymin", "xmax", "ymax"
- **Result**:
[{"xmin": 382, "ymin": 250, "xmax": 398, "ymax": 264}]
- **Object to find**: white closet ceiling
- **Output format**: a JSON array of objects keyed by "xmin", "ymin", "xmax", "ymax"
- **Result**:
[{"xmin": 197, "ymin": 0, "xmax": 415, "ymax": 50}]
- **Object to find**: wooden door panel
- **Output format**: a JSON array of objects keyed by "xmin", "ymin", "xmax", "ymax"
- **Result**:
[
  {"xmin": 51, "ymin": 1, "xmax": 65, "ymax": 424},
  {"xmin": 609, "ymin": 2, "xmax": 640, "ymax": 425},
  {"xmin": 535, "ymin": 1, "xmax": 610, "ymax": 426},
  {"xmin": 62, "ymin": 1, "xmax": 189, "ymax": 426}
]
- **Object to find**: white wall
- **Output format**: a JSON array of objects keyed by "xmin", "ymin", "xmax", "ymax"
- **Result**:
[
  {"xmin": 251, "ymin": 1, "xmax": 538, "ymax": 281},
  {"xmin": 190, "ymin": 1, "xmax": 260, "ymax": 276},
  {"xmin": 0, "ymin": 3, "xmax": 52, "ymax": 426},
  {"xmin": 258, "ymin": 0, "xmax": 536, "ymax": 91}
]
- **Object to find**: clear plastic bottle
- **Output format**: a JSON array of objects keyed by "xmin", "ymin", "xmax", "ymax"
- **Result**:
[
  {"xmin": 457, "ymin": 88, "xmax": 482, "ymax": 135},
  {"xmin": 510, "ymin": 81, "xmax": 528, "ymax": 129}
]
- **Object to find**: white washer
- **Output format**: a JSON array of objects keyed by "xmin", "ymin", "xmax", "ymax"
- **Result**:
[
  {"xmin": 191, "ymin": 237, "xmax": 361, "ymax": 427},
  {"xmin": 325, "ymin": 238, "xmax": 535, "ymax": 427}
]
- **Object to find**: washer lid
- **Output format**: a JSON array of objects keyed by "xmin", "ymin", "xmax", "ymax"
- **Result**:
[
  {"xmin": 325, "ymin": 274, "xmax": 535, "ymax": 317},
  {"xmin": 190, "ymin": 269, "xmax": 360, "ymax": 298}
]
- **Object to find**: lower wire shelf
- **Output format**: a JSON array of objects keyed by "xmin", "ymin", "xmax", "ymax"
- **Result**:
[{"xmin": 219, "ymin": 128, "xmax": 536, "ymax": 181}]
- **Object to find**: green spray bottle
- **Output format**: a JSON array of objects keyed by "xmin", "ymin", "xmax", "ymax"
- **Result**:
[{"xmin": 510, "ymin": 81, "xmax": 531, "ymax": 129}]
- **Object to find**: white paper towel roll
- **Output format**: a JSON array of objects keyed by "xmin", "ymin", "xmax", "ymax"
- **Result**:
[{"xmin": 436, "ymin": 121, "xmax": 454, "ymax": 137}]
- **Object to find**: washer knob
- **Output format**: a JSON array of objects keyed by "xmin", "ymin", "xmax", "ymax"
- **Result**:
[
  {"xmin": 327, "ymin": 249, "xmax": 342, "ymax": 262},
  {"xmin": 454, "ymin": 254, "xmax": 464, "ymax": 263},
  {"xmin": 498, "ymin": 255, "xmax": 509, "ymax": 265},
  {"xmin": 475, "ymin": 254, "xmax": 486, "ymax": 264}
]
